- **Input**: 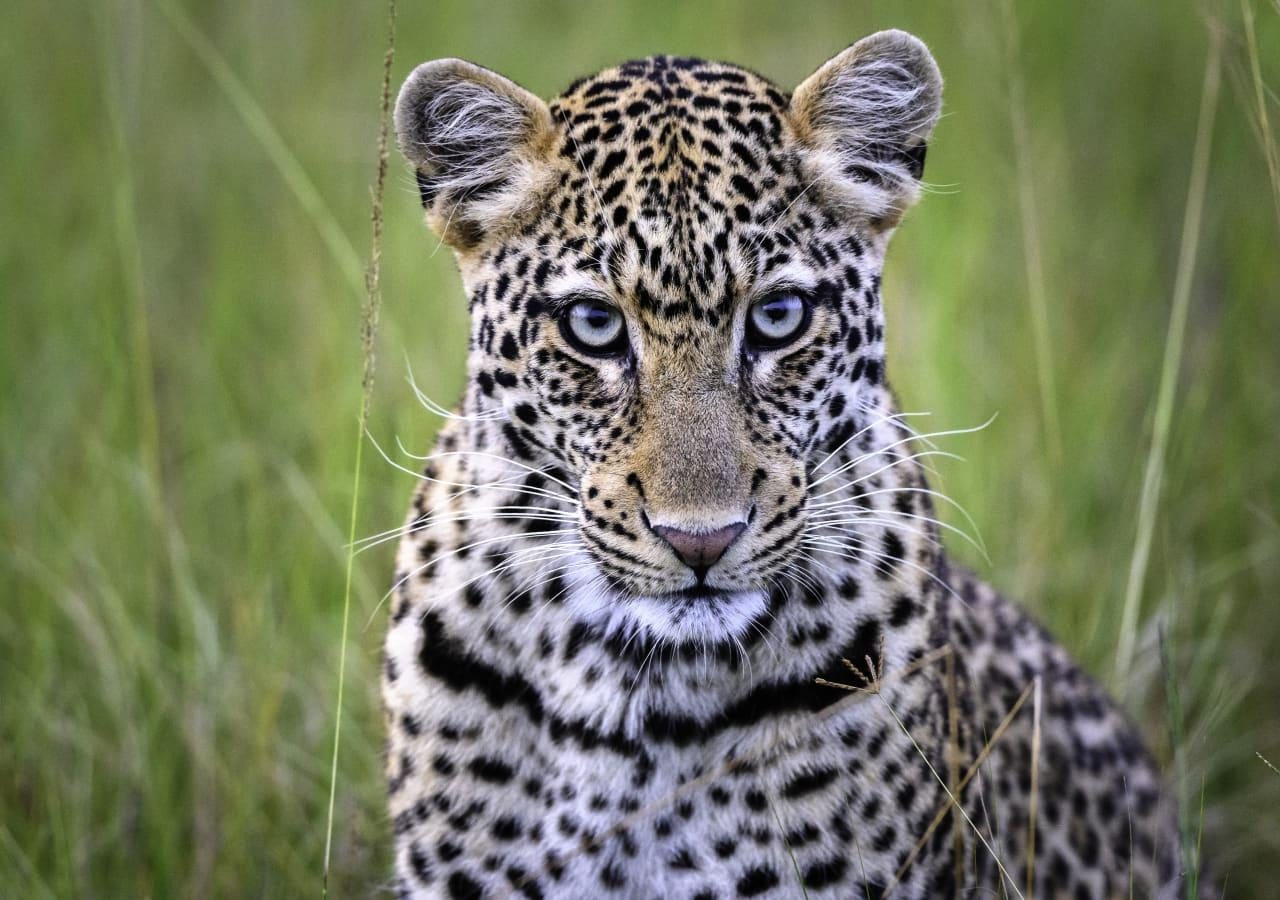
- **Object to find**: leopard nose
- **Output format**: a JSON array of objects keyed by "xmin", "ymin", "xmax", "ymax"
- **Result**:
[{"xmin": 649, "ymin": 520, "xmax": 748, "ymax": 574}]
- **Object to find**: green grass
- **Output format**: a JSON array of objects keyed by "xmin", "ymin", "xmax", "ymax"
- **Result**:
[{"xmin": 3, "ymin": 0, "xmax": 1279, "ymax": 895}]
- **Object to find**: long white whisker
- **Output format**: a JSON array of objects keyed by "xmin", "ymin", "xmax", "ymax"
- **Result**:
[
  {"xmin": 799, "ymin": 538, "xmax": 966, "ymax": 609},
  {"xmin": 812, "ymin": 485, "xmax": 987, "ymax": 550},
  {"xmin": 394, "ymin": 443, "xmax": 581, "ymax": 501},
  {"xmin": 810, "ymin": 508, "xmax": 989, "ymax": 561},
  {"xmin": 480, "ymin": 558, "xmax": 598, "ymax": 641},
  {"xmin": 806, "ymin": 515, "xmax": 946, "ymax": 552},
  {"xmin": 811, "ymin": 446, "xmax": 965, "ymax": 494},
  {"xmin": 368, "ymin": 431, "xmax": 576, "ymax": 507},
  {"xmin": 354, "ymin": 512, "xmax": 579, "ymax": 556},
  {"xmin": 810, "ymin": 410, "xmax": 926, "ymax": 475},
  {"xmin": 809, "ymin": 412, "xmax": 997, "ymax": 490},
  {"xmin": 404, "ymin": 352, "xmax": 506, "ymax": 422},
  {"xmin": 367, "ymin": 536, "xmax": 580, "ymax": 630}
]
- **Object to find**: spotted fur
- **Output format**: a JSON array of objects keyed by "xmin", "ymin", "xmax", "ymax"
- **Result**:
[{"xmin": 383, "ymin": 31, "xmax": 1194, "ymax": 899}]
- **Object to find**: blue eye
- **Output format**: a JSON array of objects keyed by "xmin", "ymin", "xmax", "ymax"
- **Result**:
[
  {"xmin": 561, "ymin": 298, "xmax": 628, "ymax": 357},
  {"xmin": 746, "ymin": 292, "xmax": 810, "ymax": 349}
]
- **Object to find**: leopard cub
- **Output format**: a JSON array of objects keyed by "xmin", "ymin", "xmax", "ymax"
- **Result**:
[{"xmin": 383, "ymin": 30, "xmax": 1193, "ymax": 899}]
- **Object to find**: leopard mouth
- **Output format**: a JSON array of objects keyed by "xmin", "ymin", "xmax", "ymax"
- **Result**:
[
  {"xmin": 598, "ymin": 572, "xmax": 734, "ymax": 602},
  {"xmin": 672, "ymin": 583, "xmax": 724, "ymax": 601}
]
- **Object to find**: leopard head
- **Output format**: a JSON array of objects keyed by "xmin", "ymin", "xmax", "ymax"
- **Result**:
[{"xmin": 396, "ymin": 31, "xmax": 942, "ymax": 643}]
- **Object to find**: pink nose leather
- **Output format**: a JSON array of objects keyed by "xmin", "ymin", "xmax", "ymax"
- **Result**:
[{"xmin": 650, "ymin": 521, "xmax": 747, "ymax": 573}]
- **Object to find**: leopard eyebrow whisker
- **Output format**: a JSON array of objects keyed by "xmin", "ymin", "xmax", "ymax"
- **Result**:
[
  {"xmin": 737, "ymin": 175, "xmax": 822, "ymax": 265},
  {"xmin": 553, "ymin": 107, "xmax": 624, "ymax": 254}
]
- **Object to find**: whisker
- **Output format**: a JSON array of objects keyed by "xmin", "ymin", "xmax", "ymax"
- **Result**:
[
  {"xmin": 366, "ymin": 536, "xmax": 580, "ymax": 630},
  {"xmin": 480, "ymin": 557, "xmax": 598, "ymax": 641},
  {"xmin": 811, "ymin": 409, "xmax": 932, "ymax": 475},
  {"xmin": 404, "ymin": 352, "xmax": 506, "ymax": 422},
  {"xmin": 811, "ymin": 447, "xmax": 965, "ymax": 495},
  {"xmin": 353, "ymin": 511, "xmax": 578, "ymax": 556},
  {"xmin": 808, "ymin": 412, "xmax": 996, "ymax": 490},
  {"xmin": 368, "ymin": 431, "xmax": 576, "ymax": 507},
  {"xmin": 799, "ymin": 538, "xmax": 966, "ymax": 609},
  {"xmin": 394, "ymin": 443, "xmax": 581, "ymax": 501},
  {"xmin": 806, "ymin": 515, "xmax": 946, "ymax": 552},
  {"xmin": 809, "ymin": 508, "xmax": 988, "ymax": 561},
  {"xmin": 812, "ymin": 485, "xmax": 987, "ymax": 551}
]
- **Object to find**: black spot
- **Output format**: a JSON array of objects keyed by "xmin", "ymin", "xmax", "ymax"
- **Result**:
[
  {"xmin": 782, "ymin": 766, "xmax": 839, "ymax": 799},
  {"xmin": 889, "ymin": 594, "xmax": 919, "ymax": 627},
  {"xmin": 447, "ymin": 870, "xmax": 483, "ymax": 900},
  {"xmin": 730, "ymin": 174, "xmax": 758, "ymax": 201},
  {"xmin": 729, "ymin": 141, "xmax": 758, "ymax": 169},
  {"xmin": 803, "ymin": 857, "xmax": 848, "ymax": 889},
  {"xmin": 500, "ymin": 332, "xmax": 519, "ymax": 360},
  {"xmin": 408, "ymin": 843, "xmax": 433, "ymax": 883},
  {"xmin": 872, "ymin": 825, "xmax": 897, "ymax": 852},
  {"xmin": 601, "ymin": 180, "xmax": 625, "ymax": 205},
  {"xmin": 876, "ymin": 531, "xmax": 904, "ymax": 579},
  {"xmin": 599, "ymin": 861, "xmax": 626, "ymax": 890},
  {"xmin": 667, "ymin": 847, "xmax": 698, "ymax": 869},
  {"xmin": 598, "ymin": 149, "xmax": 627, "ymax": 181},
  {"xmin": 736, "ymin": 865, "xmax": 780, "ymax": 896},
  {"xmin": 468, "ymin": 756, "xmax": 515, "ymax": 784},
  {"xmin": 491, "ymin": 816, "xmax": 522, "ymax": 841},
  {"xmin": 418, "ymin": 611, "xmax": 545, "ymax": 724}
]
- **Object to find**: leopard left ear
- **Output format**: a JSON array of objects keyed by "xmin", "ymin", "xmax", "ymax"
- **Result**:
[{"xmin": 790, "ymin": 30, "xmax": 942, "ymax": 229}]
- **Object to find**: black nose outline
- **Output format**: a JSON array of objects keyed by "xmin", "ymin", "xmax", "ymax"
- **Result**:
[{"xmin": 648, "ymin": 519, "xmax": 748, "ymax": 580}]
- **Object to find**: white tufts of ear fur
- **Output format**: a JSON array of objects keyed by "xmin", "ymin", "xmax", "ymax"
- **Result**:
[
  {"xmin": 395, "ymin": 59, "xmax": 555, "ymax": 248},
  {"xmin": 790, "ymin": 30, "xmax": 943, "ymax": 230}
]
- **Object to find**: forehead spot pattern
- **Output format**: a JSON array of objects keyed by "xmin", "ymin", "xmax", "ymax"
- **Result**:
[{"xmin": 544, "ymin": 57, "xmax": 817, "ymax": 334}]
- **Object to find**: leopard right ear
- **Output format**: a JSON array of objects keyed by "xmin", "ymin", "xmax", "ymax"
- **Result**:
[
  {"xmin": 790, "ymin": 31, "xmax": 943, "ymax": 230},
  {"xmin": 395, "ymin": 59, "xmax": 556, "ymax": 250}
]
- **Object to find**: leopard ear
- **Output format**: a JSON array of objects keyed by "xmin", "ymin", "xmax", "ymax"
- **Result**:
[
  {"xmin": 395, "ymin": 59, "xmax": 555, "ymax": 249},
  {"xmin": 790, "ymin": 30, "xmax": 942, "ymax": 229}
]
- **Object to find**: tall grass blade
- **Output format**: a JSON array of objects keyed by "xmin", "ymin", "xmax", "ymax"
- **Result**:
[
  {"xmin": 1240, "ymin": 0, "xmax": 1280, "ymax": 235},
  {"xmin": 1114, "ymin": 30, "xmax": 1222, "ymax": 684},
  {"xmin": 322, "ymin": 1, "xmax": 397, "ymax": 895}
]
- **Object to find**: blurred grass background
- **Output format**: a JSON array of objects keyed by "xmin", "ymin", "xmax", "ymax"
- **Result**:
[{"xmin": 3, "ymin": 0, "xmax": 1278, "ymax": 895}]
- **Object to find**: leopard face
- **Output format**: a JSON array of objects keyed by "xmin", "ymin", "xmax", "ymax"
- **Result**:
[{"xmin": 395, "ymin": 31, "xmax": 941, "ymax": 644}]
